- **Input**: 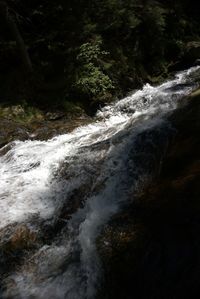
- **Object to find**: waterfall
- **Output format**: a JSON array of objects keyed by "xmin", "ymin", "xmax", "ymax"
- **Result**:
[{"xmin": 0, "ymin": 66, "xmax": 200, "ymax": 299}]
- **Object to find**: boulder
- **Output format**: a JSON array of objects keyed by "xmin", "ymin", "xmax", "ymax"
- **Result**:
[{"xmin": 98, "ymin": 88, "xmax": 200, "ymax": 299}]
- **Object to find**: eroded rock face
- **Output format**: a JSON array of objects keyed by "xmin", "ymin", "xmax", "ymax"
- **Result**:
[
  {"xmin": 0, "ymin": 223, "xmax": 38, "ymax": 260},
  {"xmin": 98, "ymin": 89, "xmax": 200, "ymax": 299},
  {"xmin": 0, "ymin": 222, "xmax": 40, "ymax": 279}
]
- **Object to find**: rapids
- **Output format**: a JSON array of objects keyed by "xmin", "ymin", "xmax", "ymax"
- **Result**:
[{"xmin": 0, "ymin": 66, "xmax": 200, "ymax": 298}]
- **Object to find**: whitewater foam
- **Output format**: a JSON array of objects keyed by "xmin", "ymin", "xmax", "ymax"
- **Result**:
[{"xmin": 1, "ymin": 66, "xmax": 200, "ymax": 299}]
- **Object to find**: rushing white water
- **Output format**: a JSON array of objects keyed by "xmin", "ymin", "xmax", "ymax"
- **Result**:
[{"xmin": 0, "ymin": 66, "xmax": 200, "ymax": 299}]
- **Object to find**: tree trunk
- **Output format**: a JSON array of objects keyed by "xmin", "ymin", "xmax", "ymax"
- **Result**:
[{"xmin": 0, "ymin": 1, "xmax": 33, "ymax": 73}]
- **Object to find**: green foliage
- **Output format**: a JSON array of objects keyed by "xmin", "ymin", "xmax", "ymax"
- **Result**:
[
  {"xmin": 76, "ymin": 67, "xmax": 114, "ymax": 96},
  {"xmin": 74, "ymin": 41, "xmax": 114, "ymax": 100},
  {"xmin": 0, "ymin": 102, "xmax": 43, "ymax": 123},
  {"xmin": 146, "ymin": 3, "xmax": 167, "ymax": 32},
  {"xmin": 0, "ymin": 0, "xmax": 199, "ymax": 112},
  {"xmin": 77, "ymin": 41, "xmax": 109, "ymax": 64}
]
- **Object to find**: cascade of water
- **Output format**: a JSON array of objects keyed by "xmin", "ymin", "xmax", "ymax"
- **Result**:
[{"xmin": 0, "ymin": 66, "xmax": 200, "ymax": 299}]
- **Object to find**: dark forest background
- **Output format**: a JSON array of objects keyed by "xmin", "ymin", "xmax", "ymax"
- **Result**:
[{"xmin": 0, "ymin": 0, "xmax": 200, "ymax": 114}]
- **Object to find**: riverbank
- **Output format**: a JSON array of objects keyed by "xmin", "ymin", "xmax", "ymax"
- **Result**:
[
  {"xmin": 1, "ymin": 60, "xmax": 199, "ymax": 150},
  {"xmin": 0, "ymin": 103, "xmax": 92, "ymax": 148}
]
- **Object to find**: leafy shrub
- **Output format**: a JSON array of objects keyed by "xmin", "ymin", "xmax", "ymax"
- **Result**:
[{"xmin": 74, "ymin": 40, "xmax": 114, "ymax": 101}]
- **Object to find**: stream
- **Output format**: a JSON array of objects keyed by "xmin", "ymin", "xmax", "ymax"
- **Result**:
[{"xmin": 0, "ymin": 66, "xmax": 200, "ymax": 299}]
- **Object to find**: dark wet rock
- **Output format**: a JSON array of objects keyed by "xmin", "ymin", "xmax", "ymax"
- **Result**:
[
  {"xmin": 0, "ymin": 224, "xmax": 38, "ymax": 252},
  {"xmin": 163, "ymin": 82, "xmax": 194, "ymax": 93},
  {"xmin": 45, "ymin": 111, "xmax": 65, "ymax": 121},
  {"xmin": 98, "ymin": 88, "xmax": 200, "ymax": 299},
  {"xmin": 27, "ymin": 116, "xmax": 91, "ymax": 141},
  {"xmin": 0, "ymin": 223, "xmax": 40, "ymax": 279},
  {"xmin": 0, "ymin": 119, "xmax": 29, "ymax": 148},
  {"xmin": 193, "ymin": 58, "xmax": 200, "ymax": 66}
]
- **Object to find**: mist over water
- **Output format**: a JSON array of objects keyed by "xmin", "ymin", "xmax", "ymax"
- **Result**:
[{"xmin": 0, "ymin": 66, "xmax": 200, "ymax": 298}]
